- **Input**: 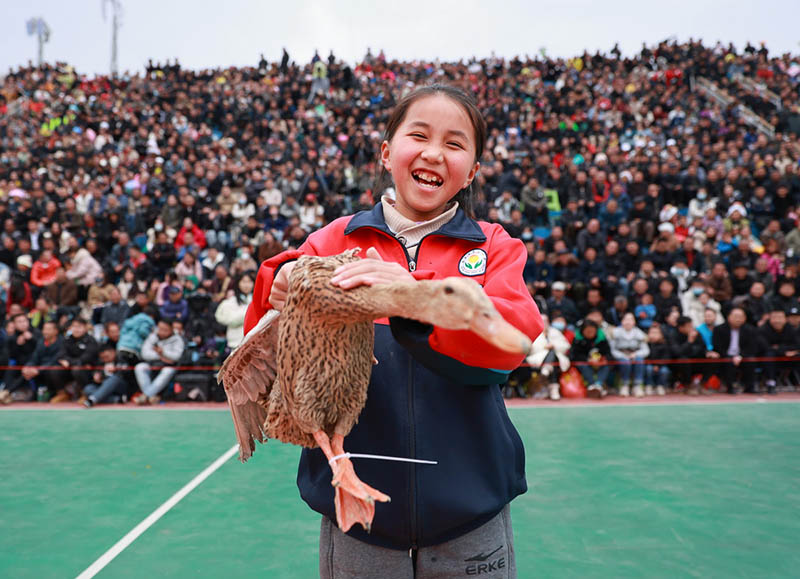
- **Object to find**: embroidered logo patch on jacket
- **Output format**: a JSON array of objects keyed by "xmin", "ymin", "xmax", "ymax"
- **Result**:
[{"xmin": 458, "ymin": 249, "xmax": 487, "ymax": 276}]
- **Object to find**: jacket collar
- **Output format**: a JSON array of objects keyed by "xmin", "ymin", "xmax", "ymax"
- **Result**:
[{"xmin": 344, "ymin": 203, "xmax": 486, "ymax": 243}]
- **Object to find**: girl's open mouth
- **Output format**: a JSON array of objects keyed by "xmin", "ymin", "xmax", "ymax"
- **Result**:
[{"xmin": 411, "ymin": 169, "xmax": 444, "ymax": 190}]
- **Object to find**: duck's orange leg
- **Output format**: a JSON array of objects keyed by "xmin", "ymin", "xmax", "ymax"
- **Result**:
[{"xmin": 312, "ymin": 431, "xmax": 390, "ymax": 533}]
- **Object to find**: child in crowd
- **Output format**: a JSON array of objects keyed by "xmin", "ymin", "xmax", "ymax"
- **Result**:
[{"xmin": 644, "ymin": 325, "xmax": 672, "ymax": 396}]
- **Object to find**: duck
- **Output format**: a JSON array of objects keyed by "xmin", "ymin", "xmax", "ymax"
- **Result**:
[{"xmin": 217, "ymin": 248, "xmax": 532, "ymax": 533}]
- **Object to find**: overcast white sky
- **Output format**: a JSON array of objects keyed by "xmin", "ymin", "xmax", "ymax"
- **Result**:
[{"xmin": 2, "ymin": 0, "xmax": 798, "ymax": 76}]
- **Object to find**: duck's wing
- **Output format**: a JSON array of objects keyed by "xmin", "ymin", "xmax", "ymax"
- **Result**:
[{"xmin": 217, "ymin": 309, "xmax": 280, "ymax": 462}]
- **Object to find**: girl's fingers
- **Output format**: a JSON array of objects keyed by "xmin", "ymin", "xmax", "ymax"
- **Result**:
[
  {"xmin": 333, "ymin": 247, "xmax": 383, "ymax": 275},
  {"xmin": 331, "ymin": 260, "xmax": 416, "ymax": 288},
  {"xmin": 332, "ymin": 260, "xmax": 388, "ymax": 276},
  {"xmin": 331, "ymin": 261, "xmax": 412, "ymax": 286},
  {"xmin": 335, "ymin": 273, "xmax": 397, "ymax": 288}
]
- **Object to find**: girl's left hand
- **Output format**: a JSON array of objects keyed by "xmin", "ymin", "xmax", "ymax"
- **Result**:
[{"xmin": 330, "ymin": 247, "xmax": 415, "ymax": 289}]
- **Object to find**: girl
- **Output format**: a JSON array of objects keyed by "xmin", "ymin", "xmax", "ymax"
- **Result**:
[
  {"xmin": 214, "ymin": 271, "xmax": 255, "ymax": 350},
  {"xmin": 610, "ymin": 312, "xmax": 650, "ymax": 397},
  {"xmin": 244, "ymin": 85, "xmax": 542, "ymax": 578}
]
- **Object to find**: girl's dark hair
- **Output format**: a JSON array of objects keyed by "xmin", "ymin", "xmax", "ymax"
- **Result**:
[{"xmin": 373, "ymin": 84, "xmax": 487, "ymax": 219}]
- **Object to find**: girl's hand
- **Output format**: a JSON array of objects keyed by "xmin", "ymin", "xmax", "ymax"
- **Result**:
[
  {"xmin": 330, "ymin": 247, "xmax": 415, "ymax": 289},
  {"xmin": 269, "ymin": 262, "xmax": 296, "ymax": 311}
]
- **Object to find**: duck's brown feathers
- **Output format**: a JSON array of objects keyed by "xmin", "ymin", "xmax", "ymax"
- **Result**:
[
  {"xmin": 219, "ymin": 248, "xmax": 533, "ymax": 462},
  {"xmin": 219, "ymin": 249, "xmax": 376, "ymax": 459}
]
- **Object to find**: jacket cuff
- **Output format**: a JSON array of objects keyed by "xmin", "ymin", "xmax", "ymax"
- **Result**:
[
  {"xmin": 389, "ymin": 317, "xmax": 510, "ymax": 386},
  {"xmin": 411, "ymin": 269, "xmax": 437, "ymax": 281}
]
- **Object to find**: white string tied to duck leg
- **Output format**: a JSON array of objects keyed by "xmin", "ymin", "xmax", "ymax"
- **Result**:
[{"xmin": 329, "ymin": 452, "xmax": 437, "ymax": 466}]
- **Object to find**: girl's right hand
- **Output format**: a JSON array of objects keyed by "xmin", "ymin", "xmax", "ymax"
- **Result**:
[
  {"xmin": 330, "ymin": 247, "xmax": 414, "ymax": 289},
  {"xmin": 269, "ymin": 262, "xmax": 296, "ymax": 311}
]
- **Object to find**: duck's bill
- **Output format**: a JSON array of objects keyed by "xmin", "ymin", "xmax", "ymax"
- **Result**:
[{"xmin": 471, "ymin": 312, "xmax": 532, "ymax": 355}]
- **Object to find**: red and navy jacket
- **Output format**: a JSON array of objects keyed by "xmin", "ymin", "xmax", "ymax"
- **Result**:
[{"xmin": 244, "ymin": 203, "xmax": 543, "ymax": 550}]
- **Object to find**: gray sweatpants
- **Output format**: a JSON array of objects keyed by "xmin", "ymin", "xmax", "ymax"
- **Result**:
[{"xmin": 319, "ymin": 504, "xmax": 516, "ymax": 579}]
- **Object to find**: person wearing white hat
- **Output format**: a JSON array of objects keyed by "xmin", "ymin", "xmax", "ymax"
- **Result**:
[
  {"xmin": 723, "ymin": 203, "xmax": 750, "ymax": 233},
  {"xmin": 16, "ymin": 255, "xmax": 33, "ymax": 269}
]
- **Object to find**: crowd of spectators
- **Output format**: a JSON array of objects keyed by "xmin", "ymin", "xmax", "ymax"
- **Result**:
[{"xmin": 0, "ymin": 39, "xmax": 799, "ymax": 405}]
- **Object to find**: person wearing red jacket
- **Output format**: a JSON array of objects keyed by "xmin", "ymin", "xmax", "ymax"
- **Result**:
[
  {"xmin": 243, "ymin": 85, "xmax": 542, "ymax": 577},
  {"xmin": 173, "ymin": 217, "xmax": 207, "ymax": 251},
  {"xmin": 30, "ymin": 250, "xmax": 61, "ymax": 288}
]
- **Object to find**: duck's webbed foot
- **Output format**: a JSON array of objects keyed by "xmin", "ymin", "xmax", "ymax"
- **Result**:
[{"xmin": 312, "ymin": 430, "xmax": 391, "ymax": 533}]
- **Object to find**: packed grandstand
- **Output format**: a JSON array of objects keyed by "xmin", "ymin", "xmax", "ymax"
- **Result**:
[{"xmin": 0, "ymin": 38, "xmax": 799, "ymax": 405}]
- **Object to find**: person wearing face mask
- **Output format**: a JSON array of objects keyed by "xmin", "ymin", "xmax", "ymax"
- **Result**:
[
  {"xmin": 232, "ymin": 192, "xmax": 256, "ymax": 222},
  {"xmin": 681, "ymin": 277, "xmax": 721, "ymax": 327},
  {"xmin": 525, "ymin": 314, "xmax": 571, "ymax": 400},
  {"xmin": 688, "ymin": 187, "xmax": 716, "ymax": 221},
  {"xmin": 230, "ymin": 245, "xmax": 258, "ymax": 278},
  {"xmin": 669, "ymin": 260, "xmax": 691, "ymax": 293}
]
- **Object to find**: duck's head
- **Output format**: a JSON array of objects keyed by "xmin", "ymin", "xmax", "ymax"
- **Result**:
[{"xmin": 412, "ymin": 277, "xmax": 532, "ymax": 355}]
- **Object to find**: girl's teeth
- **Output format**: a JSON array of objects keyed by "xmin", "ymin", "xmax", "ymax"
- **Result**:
[{"xmin": 413, "ymin": 171, "xmax": 442, "ymax": 186}]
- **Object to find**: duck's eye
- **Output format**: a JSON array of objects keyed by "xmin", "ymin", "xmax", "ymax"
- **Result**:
[{"xmin": 444, "ymin": 285, "xmax": 455, "ymax": 295}]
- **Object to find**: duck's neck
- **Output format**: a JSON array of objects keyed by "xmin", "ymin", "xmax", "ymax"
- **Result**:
[{"xmin": 360, "ymin": 281, "xmax": 437, "ymax": 323}]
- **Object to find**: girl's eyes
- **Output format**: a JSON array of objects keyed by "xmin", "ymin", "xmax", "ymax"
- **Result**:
[{"xmin": 408, "ymin": 133, "xmax": 465, "ymax": 150}]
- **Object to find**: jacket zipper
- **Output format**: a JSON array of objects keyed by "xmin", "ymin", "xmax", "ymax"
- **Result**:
[
  {"xmin": 363, "ymin": 227, "xmax": 417, "ymax": 272},
  {"xmin": 363, "ymin": 226, "xmax": 419, "ymax": 546},
  {"xmin": 407, "ymin": 356, "xmax": 418, "ymax": 550}
]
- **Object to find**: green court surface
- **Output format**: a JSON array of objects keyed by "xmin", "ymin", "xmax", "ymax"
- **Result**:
[{"xmin": 1, "ymin": 403, "xmax": 799, "ymax": 578}]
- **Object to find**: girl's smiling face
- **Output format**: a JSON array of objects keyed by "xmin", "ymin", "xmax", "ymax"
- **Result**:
[{"xmin": 381, "ymin": 95, "xmax": 479, "ymax": 221}]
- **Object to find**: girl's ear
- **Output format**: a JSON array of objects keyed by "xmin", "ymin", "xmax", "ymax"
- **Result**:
[
  {"xmin": 463, "ymin": 161, "xmax": 480, "ymax": 188},
  {"xmin": 380, "ymin": 141, "xmax": 391, "ymax": 172}
]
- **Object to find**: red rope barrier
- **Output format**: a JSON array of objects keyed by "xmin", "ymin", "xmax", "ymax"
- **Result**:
[
  {"xmin": 0, "ymin": 365, "xmax": 222, "ymax": 372},
  {"xmin": 523, "ymin": 355, "xmax": 799, "ymax": 368},
  {"xmin": 2, "ymin": 355, "xmax": 797, "ymax": 372}
]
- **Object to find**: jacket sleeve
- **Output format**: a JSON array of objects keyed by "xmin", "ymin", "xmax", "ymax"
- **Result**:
[
  {"xmin": 712, "ymin": 326, "xmax": 726, "ymax": 355},
  {"xmin": 391, "ymin": 229, "xmax": 543, "ymax": 385},
  {"xmin": 162, "ymin": 336, "xmax": 185, "ymax": 363},
  {"xmin": 243, "ymin": 225, "xmax": 337, "ymax": 334},
  {"xmin": 553, "ymin": 330, "xmax": 571, "ymax": 356},
  {"xmin": 634, "ymin": 330, "xmax": 650, "ymax": 358},
  {"xmin": 28, "ymin": 341, "xmax": 45, "ymax": 366},
  {"xmin": 139, "ymin": 318, "xmax": 155, "ymax": 342},
  {"xmin": 56, "ymin": 340, "xmax": 71, "ymax": 364},
  {"xmin": 30, "ymin": 264, "xmax": 46, "ymax": 287},
  {"xmin": 67, "ymin": 257, "xmax": 89, "ymax": 281},
  {"xmin": 215, "ymin": 298, "xmax": 246, "ymax": 328},
  {"xmin": 609, "ymin": 328, "xmax": 624, "ymax": 359},
  {"xmin": 80, "ymin": 338, "xmax": 99, "ymax": 365},
  {"xmin": 140, "ymin": 332, "xmax": 159, "ymax": 362}
]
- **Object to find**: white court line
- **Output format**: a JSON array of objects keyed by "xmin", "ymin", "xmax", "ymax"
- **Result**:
[{"xmin": 75, "ymin": 444, "xmax": 239, "ymax": 579}]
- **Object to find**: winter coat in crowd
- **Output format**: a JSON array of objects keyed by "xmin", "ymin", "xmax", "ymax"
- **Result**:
[
  {"xmin": 526, "ymin": 326, "xmax": 571, "ymax": 372},
  {"xmin": 59, "ymin": 333, "xmax": 99, "ymax": 366},
  {"xmin": 680, "ymin": 289, "xmax": 723, "ymax": 327},
  {"xmin": 66, "ymin": 248, "xmax": 104, "ymax": 286},
  {"xmin": 609, "ymin": 326, "xmax": 650, "ymax": 359},
  {"xmin": 117, "ymin": 313, "xmax": 156, "ymax": 356},
  {"xmin": 570, "ymin": 328, "xmax": 612, "ymax": 362},
  {"xmin": 214, "ymin": 293, "xmax": 252, "ymax": 349},
  {"xmin": 140, "ymin": 329, "xmax": 185, "ymax": 365},
  {"xmin": 30, "ymin": 256, "xmax": 61, "ymax": 287}
]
